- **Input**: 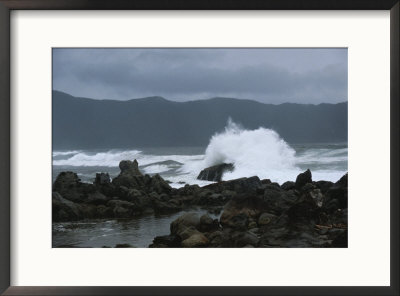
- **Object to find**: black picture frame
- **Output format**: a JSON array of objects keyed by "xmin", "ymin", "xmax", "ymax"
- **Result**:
[{"xmin": 0, "ymin": 1, "xmax": 398, "ymax": 295}]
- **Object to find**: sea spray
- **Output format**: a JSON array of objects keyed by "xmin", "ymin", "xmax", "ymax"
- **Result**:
[{"xmin": 179, "ymin": 118, "xmax": 300, "ymax": 182}]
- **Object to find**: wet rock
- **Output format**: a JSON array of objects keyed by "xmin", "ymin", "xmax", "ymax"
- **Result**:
[
  {"xmin": 95, "ymin": 173, "xmax": 111, "ymax": 185},
  {"xmin": 231, "ymin": 231, "xmax": 259, "ymax": 247},
  {"xmin": 107, "ymin": 200, "xmax": 138, "ymax": 218},
  {"xmin": 204, "ymin": 176, "xmax": 262, "ymax": 193},
  {"xmin": 170, "ymin": 212, "xmax": 201, "ymax": 235},
  {"xmin": 177, "ymin": 226, "xmax": 203, "ymax": 240},
  {"xmin": 331, "ymin": 230, "xmax": 348, "ymax": 247},
  {"xmin": 258, "ymin": 213, "xmax": 277, "ymax": 226},
  {"xmin": 115, "ymin": 243, "xmax": 134, "ymax": 248},
  {"xmin": 119, "ymin": 159, "xmax": 142, "ymax": 176},
  {"xmin": 112, "ymin": 160, "xmax": 145, "ymax": 189},
  {"xmin": 221, "ymin": 212, "xmax": 249, "ymax": 230},
  {"xmin": 295, "ymin": 169, "xmax": 312, "ymax": 189},
  {"xmin": 219, "ymin": 193, "xmax": 269, "ymax": 230},
  {"xmin": 52, "ymin": 192, "xmax": 83, "ymax": 222},
  {"xmin": 150, "ymin": 235, "xmax": 181, "ymax": 248},
  {"xmin": 197, "ymin": 163, "xmax": 234, "ymax": 181},
  {"xmin": 86, "ymin": 192, "xmax": 110, "ymax": 205},
  {"xmin": 325, "ymin": 173, "xmax": 348, "ymax": 210},
  {"xmin": 281, "ymin": 181, "xmax": 295, "ymax": 191},
  {"xmin": 181, "ymin": 233, "xmax": 209, "ymax": 248},
  {"xmin": 199, "ymin": 214, "xmax": 219, "ymax": 232},
  {"xmin": 315, "ymin": 180, "xmax": 334, "ymax": 193},
  {"xmin": 53, "ymin": 171, "xmax": 96, "ymax": 203},
  {"xmin": 262, "ymin": 187, "xmax": 297, "ymax": 215},
  {"xmin": 149, "ymin": 174, "xmax": 172, "ymax": 194}
]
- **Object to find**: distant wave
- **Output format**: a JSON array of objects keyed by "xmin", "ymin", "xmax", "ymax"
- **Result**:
[
  {"xmin": 53, "ymin": 150, "xmax": 143, "ymax": 167},
  {"xmin": 53, "ymin": 150, "xmax": 82, "ymax": 157},
  {"xmin": 53, "ymin": 149, "xmax": 204, "ymax": 168}
]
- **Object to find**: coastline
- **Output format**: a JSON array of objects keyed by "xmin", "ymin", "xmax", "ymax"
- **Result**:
[{"xmin": 52, "ymin": 159, "xmax": 348, "ymax": 248}]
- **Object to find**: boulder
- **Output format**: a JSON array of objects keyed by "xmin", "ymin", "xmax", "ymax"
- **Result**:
[
  {"xmin": 86, "ymin": 192, "xmax": 110, "ymax": 205},
  {"xmin": 95, "ymin": 173, "xmax": 111, "ymax": 185},
  {"xmin": 150, "ymin": 235, "xmax": 181, "ymax": 248},
  {"xmin": 258, "ymin": 213, "xmax": 277, "ymax": 226},
  {"xmin": 197, "ymin": 163, "xmax": 234, "ymax": 182},
  {"xmin": 220, "ymin": 193, "xmax": 262, "ymax": 219},
  {"xmin": 170, "ymin": 212, "xmax": 201, "ymax": 235},
  {"xmin": 262, "ymin": 186, "xmax": 297, "ymax": 215},
  {"xmin": 52, "ymin": 192, "xmax": 83, "ymax": 222},
  {"xmin": 119, "ymin": 159, "xmax": 142, "ymax": 176},
  {"xmin": 295, "ymin": 169, "xmax": 312, "ymax": 189},
  {"xmin": 112, "ymin": 160, "xmax": 145, "ymax": 189},
  {"xmin": 324, "ymin": 173, "xmax": 348, "ymax": 211},
  {"xmin": 281, "ymin": 181, "xmax": 295, "ymax": 191},
  {"xmin": 53, "ymin": 171, "xmax": 96, "ymax": 203},
  {"xmin": 181, "ymin": 233, "xmax": 209, "ymax": 248},
  {"xmin": 199, "ymin": 214, "xmax": 219, "ymax": 232},
  {"xmin": 220, "ymin": 212, "xmax": 249, "ymax": 230},
  {"xmin": 148, "ymin": 174, "xmax": 172, "ymax": 194},
  {"xmin": 107, "ymin": 200, "xmax": 138, "ymax": 218},
  {"xmin": 204, "ymin": 176, "xmax": 262, "ymax": 193},
  {"xmin": 231, "ymin": 231, "xmax": 259, "ymax": 247}
]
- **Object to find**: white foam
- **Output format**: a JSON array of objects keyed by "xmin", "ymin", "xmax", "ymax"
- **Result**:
[
  {"xmin": 180, "ymin": 119, "xmax": 298, "ymax": 182},
  {"xmin": 142, "ymin": 164, "xmax": 170, "ymax": 174},
  {"xmin": 52, "ymin": 150, "xmax": 82, "ymax": 157},
  {"xmin": 53, "ymin": 150, "xmax": 142, "ymax": 167}
]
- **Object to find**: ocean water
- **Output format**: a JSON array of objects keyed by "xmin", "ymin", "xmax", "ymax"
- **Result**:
[
  {"xmin": 52, "ymin": 121, "xmax": 348, "ymax": 187},
  {"xmin": 52, "ymin": 122, "xmax": 347, "ymax": 247}
]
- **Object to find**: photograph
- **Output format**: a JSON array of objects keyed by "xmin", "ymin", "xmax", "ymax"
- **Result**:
[{"xmin": 51, "ymin": 48, "xmax": 348, "ymax": 248}]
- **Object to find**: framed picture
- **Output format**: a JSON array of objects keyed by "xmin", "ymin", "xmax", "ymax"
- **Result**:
[{"xmin": 0, "ymin": 1, "xmax": 398, "ymax": 295}]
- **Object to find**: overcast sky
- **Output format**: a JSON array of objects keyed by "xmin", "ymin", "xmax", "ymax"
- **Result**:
[{"xmin": 53, "ymin": 48, "xmax": 347, "ymax": 104}]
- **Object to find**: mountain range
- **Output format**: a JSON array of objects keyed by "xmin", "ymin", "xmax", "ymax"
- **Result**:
[{"xmin": 52, "ymin": 90, "xmax": 347, "ymax": 149}]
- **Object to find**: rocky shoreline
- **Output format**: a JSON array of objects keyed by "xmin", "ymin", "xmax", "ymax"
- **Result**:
[{"xmin": 52, "ymin": 159, "xmax": 348, "ymax": 248}]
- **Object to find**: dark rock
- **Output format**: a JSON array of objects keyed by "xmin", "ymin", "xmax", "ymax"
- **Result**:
[
  {"xmin": 119, "ymin": 159, "xmax": 142, "ymax": 176},
  {"xmin": 231, "ymin": 231, "xmax": 259, "ymax": 247},
  {"xmin": 149, "ymin": 174, "xmax": 172, "ymax": 194},
  {"xmin": 220, "ymin": 193, "xmax": 264, "ymax": 227},
  {"xmin": 150, "ymin": 235, "xmax": 181, "ymax": 248},
  {"xmin": 112, "ymin": 160, "xmax": 145, "ymax": 189},
  {"xmin": 52, "ymin": 192, "xmax": 83, "ymax": 222},
  {"xmin": 53, "ymin": 171, "xmax": 96, "ymax": 203},
  {"xmin": 95, "ymin": 173, "xmax": 110, "ymax": 185},
  {"xmin": 331, "ymin": 230, "xmax": 348, "ymax": 247},
  {"xmin": 287, "ymin": 191, "xmax": 322, "ymax": 223},
  {"xmin": 107, "ymin": 200, "xmax": 138, "ymax": 218},
  {"xmin": 221, "ymin": 212, "xmax": 249, "ymax": 230},
  {"xmin": 261, "ymin": 179, "xmax": 272, "ymax": 185},
  {"xmin": 181, "ymin": 233, "xmax": 209, "ymax": 247},
  {"xmin": 295, "ymin": 169, "xmax": 312, "ymax": 189},
  {"xmin": 324, "ymin": 173, "xmax": 348, "ymax": 211},
  {"xmin": 86, "ymin": 192, "xmax": 110, "ymax": 205},
  {"xmin": 315, "ymin": 180, "xmax": 334, "ymax": 193},
  {"xmin": 197, "ymin": 163, "xmax": 234, "ymax": 182},
  {"xmin": 96, "ymin": 204, "xmax": 113, "ymax": 218},
  {"xmin": 115, "ymin": 243, "xmax": 134, "ymax": 248},
  {"xmin": 204, "ymin": 176, "xmax": 262, "ymax": 193},
  {"xmin": 170, "ymin": 212, "xmax": 201, "ymax": 236},
  {"xmin": 199, "ymin": 214, "xmax": 219, "ymax": 232},
  {"xmin": 262, "ymin": 187, "xmax": 297, "ymax": 215},
  {"xmin": 281, "ymin": 181, "xmax": 295, "ymax": 191},
  {"xmin": 258, "ymin": 212, "xmax": 277, "ymax": 226}
]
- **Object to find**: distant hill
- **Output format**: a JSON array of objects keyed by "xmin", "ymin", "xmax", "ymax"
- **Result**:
[{"xmin": 52, "ymin": 90, "xmax": 347, "ymax": 149}]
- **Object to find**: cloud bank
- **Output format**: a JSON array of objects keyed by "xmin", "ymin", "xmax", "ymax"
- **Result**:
[{"xmin": 53, "ymin": 48, "xmax": 347, "ymax": 104}]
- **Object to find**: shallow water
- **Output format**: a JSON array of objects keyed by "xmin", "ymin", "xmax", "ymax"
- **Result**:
[{"xmin": 52, "ymin": 208, "xmax": 220, "ymax": 248}]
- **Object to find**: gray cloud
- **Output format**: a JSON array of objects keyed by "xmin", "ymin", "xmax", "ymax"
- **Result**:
[{"xmin": 53, "ymin": 48, "xmax": 347, "ymax": 104}]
